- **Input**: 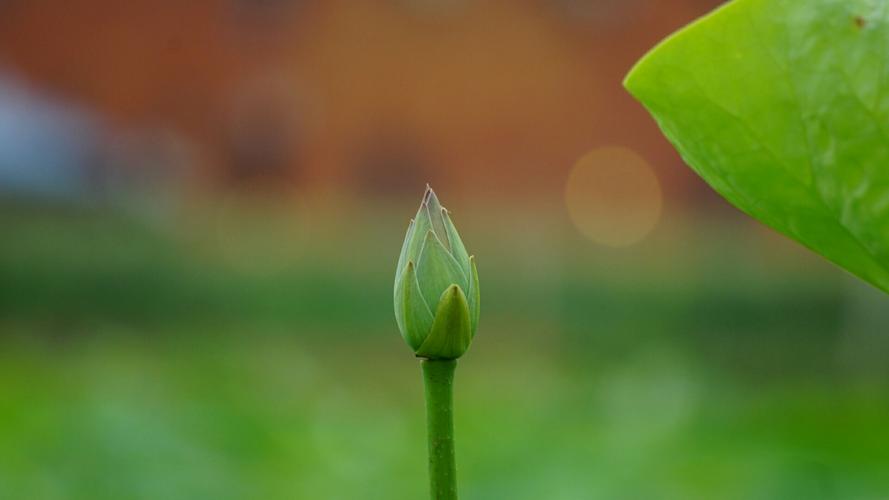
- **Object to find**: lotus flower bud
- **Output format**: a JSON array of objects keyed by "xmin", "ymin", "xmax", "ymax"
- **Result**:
[{"xmin": 394, "ymin": 186, "xmax": 480, "ymax": 360}]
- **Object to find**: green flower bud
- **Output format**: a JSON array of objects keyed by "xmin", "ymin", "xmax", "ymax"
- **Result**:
[{"xmin": 394, "ymin": 186, "xmax": 480, "ymax": 360}]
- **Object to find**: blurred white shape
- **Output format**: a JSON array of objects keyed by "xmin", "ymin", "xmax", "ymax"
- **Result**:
[{"xmin": 0, "ymin": 69, "xmax": 103, "ymax": 200}]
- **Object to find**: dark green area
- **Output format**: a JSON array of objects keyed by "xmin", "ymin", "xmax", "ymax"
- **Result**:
[{"xmin": 2, "ymin": 203, "xmax": 889, "ymax": 499}]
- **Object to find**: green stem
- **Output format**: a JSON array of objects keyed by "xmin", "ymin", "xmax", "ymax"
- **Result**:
[{"xmin": 421, "ymin": 359, "xmax": 458, "ymax": 500}]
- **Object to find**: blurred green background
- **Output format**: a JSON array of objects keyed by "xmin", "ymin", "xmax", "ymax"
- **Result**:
[{"xmin": 2, "ymin": 1, "xmax": 889, "ymax": 499}]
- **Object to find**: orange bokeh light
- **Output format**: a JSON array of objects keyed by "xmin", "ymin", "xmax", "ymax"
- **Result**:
[{"xmin": 565, "ymin": 146, "xmax": 663, "ymax": 247}]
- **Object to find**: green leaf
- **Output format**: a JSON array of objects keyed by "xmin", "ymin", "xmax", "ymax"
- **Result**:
[
  {"xmin": 624, "ymin": 0, "xmax": 889, "ymax": 294},
  {"xmin": 416, "ymin": 231, "xmax": 468, "ymax": 308},
  {"xmin": 416, "ymin": 285, "xmax": 472, "ymax": 360},
  {"xmin": 396, "ymin": 261, "xmax": 435, "ymax": 351}
]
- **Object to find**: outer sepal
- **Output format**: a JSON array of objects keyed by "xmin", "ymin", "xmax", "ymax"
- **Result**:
[
  {"xmin": 416, "ymin": 231, "xmax": 468, "ymax": 309},
  {"xmin": 443, "ymin": 210, "xmax": 471, "ymax": 277},
  {"xmin": 468, "ymin": 256, "xmax": 480, "ymax": 338},
  {"xmin": 406, "ymin": 207, "xmax": 431, "ymax": 267},
  {"xmin": 416, "ymin": 284, "xmax": 472, "ymax": 360},
  {"xmin": 423, "ymin": 187, "xmax": 451, "ymax": 251},
  {"xmin": 395, "ymin": 219, "xmax": 415, "ymax": 287},
  {"xmin": 395, "ymin": 261, "xmax": 435, "ymax": 351}
]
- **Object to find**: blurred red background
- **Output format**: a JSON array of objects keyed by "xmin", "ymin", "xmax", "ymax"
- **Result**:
[{"xmin": 0, "ymin": 0, "xmax": 724, "ymax": 203}]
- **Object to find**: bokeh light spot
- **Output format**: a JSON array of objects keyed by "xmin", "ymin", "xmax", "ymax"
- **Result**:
[{"xmin": 565, "ymin": 147, "xmax": 663, "ymax": 247}]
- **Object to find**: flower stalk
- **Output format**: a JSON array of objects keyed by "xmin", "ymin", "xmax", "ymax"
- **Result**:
[
  {"xmin": 422, "ymin": 359, "xmax": 457, "ymax": 500},
  {"xmin": 393, "ymin": 186, "xmax": 479, "ymax": 499}
]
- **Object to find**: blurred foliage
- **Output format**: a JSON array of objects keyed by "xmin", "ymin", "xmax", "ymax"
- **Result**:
[{"xmin": 2, "ymin": 200, "xmax": 889, "ymax": 499}]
